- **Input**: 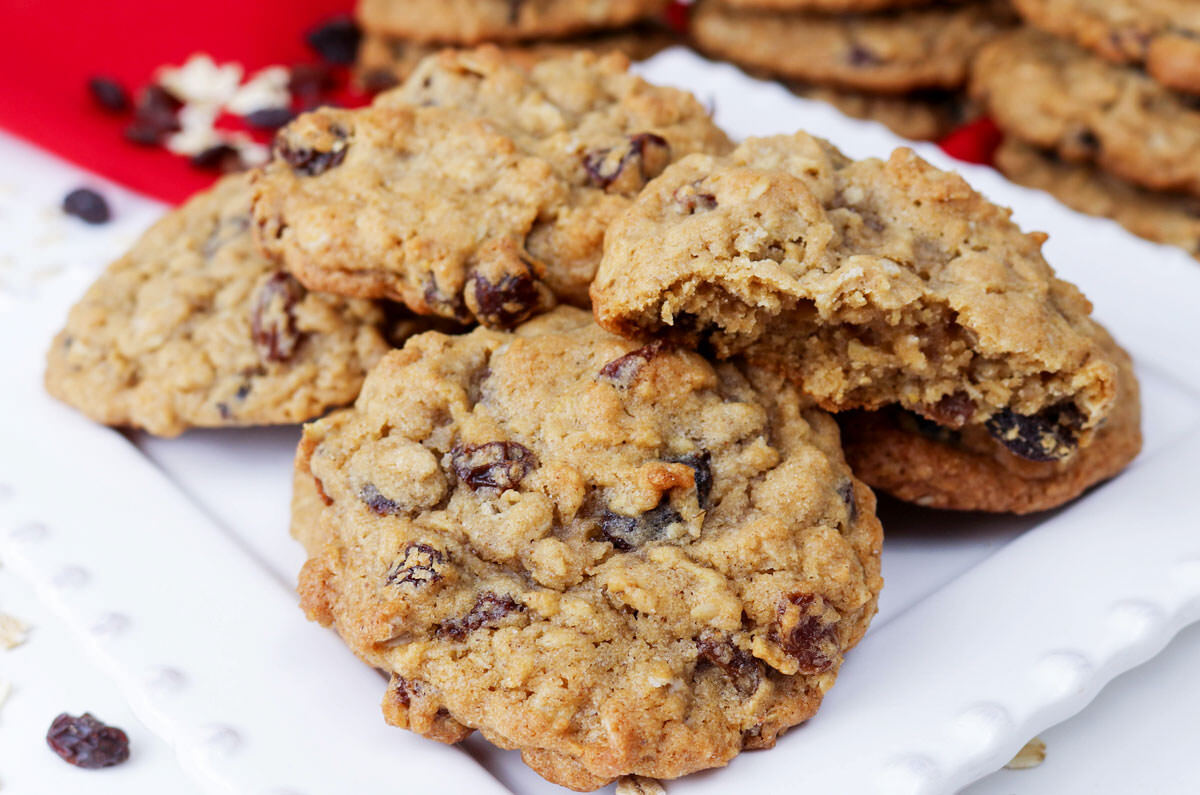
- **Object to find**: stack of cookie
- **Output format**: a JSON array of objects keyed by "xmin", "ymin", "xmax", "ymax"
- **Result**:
[
  {"xmin": 690, "ymin": 0, "xmax": 1017, "ymax": 141},
  {"xmin": 972, "ymin": 4, "xmax": 1200, "ymax": 260},
  {"xmin": 45, "ymin": 46, "xmax": 1142, "ymax": 790},
  {"xmin": 353, "ymin": 0, "xmax": 675, "ymax": 92}
]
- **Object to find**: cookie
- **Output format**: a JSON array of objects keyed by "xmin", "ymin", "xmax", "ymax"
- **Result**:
[
  {"xmin": 591, "ymin": 132, "xmax": 1119, "ymax": 462},
  {"xmin": 252, "ymin": 47, "xmax": 730, "ymax": 324},
  {"xmin": 293, "ymin": 307, "xmax": 883, "ymax": 789},
  {"xmin": 840, "ymin": 325, "xmax": 1141, "ymax": 513},
  {"xmin": 44, "ymin": 172, "xmax": 397, "ymax": 438},
  {"xmin": 691, "ymin": 0, "xmax": 1016, "ymax": 94},
  {"xmin": 995, "ymin": 139, "xmax": 1200, "ymax": 261},
  {"xmin": 972, "ymin": 29, "xmax": 1200, "ymax": 198},
  {"xmin": 718, "ymin": 0, "xmax": 936, "ymax": 10},
  {"xmin": 790, "ymin": 83, "xmax": 980, "ymax": 141},
  {"xmin": 1012, "ymin": 0, "xmax": 1200, "ymax": 96},
  {"xmin": 355, "ymin": 26, "xmax": 677, "ymax": 92},
  {"xmin": 357, "ymin": 0, "xmax": 668, "ymax": 44}
]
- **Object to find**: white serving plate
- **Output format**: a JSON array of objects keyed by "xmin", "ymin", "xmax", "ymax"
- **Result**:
[{"xmin": 2, "ymin": 48, "xmax": 1199, "ymax": 795}]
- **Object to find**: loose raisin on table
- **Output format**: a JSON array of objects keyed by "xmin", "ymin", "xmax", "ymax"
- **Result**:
[
  {"xmin": 436, "ymin": 592, "xmax": 524, "ymax": 639},
  {"xmin": 62, "ymin": 188, "xmax": 111, "ymax": 225},
  {"xmin": 87, "ymin": 77, "xmax": 129, "ymax": 113},
  {"xmin": 985, "ymin": 404, "xmax": 1081, "ymax": 462},
  {"xmin": 124, "ymin": 85, "xmax": 181, "ymax": 146},
  {"xmin": 46, "ymin": 713, "xmax": 130, "ymax": 769},
  {"xmin": 306, "ymin": 16, "xmax": 362, "ymax": 65},
  {"xmin": 243, "ymin": 107, "xmax": 295, "ymax": 130},
  {"xmin": 190, "ymin": 144, "xmax": 243, "ymax": 173},
  {"xmin": 251, "ymin": 271, "xmax": 305, "ymax": 363},
  {"xmin": 452, "ymin": 442, "xmax": 536, "ymax": 491}
]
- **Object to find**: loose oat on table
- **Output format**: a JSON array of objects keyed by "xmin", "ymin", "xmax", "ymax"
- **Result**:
[
  {"xmin": 691, "ymin": 0, "xmax": 1016, "ymax": 94},
  {"xmin": 357, "ymin": 0, "xmax": 669, "ymax": 44},
  {"xmin": 591, "ymin": 132, "xmax": 1119, "ymax": 460},
  {"xmin": 995, "ymin": 139, "xmax": 1200, "ymax": 262},
  {"xmin": 1012, "ymin": 0, "xmax": 1200, "ymax": 96},
  {"xmin": 840, "ymin": 324, "xmax": 1141, "ymax": 513},
  {"xmin": 253, "ymin": 48, "xmax": 729, "ymax": 321},
  {"xmin": 972, "ymin": 29, "xmax": 1200, "ymax": 198},
  {"xmin": 0, "ymin": 613, "xmax": 28, "ymax": 650},
  {"xmin": 1005, "ymin": 736, "xmax": 1047, "ymax": 770},
  {"xmin": 45, "ymin": 172, "xmax": 398, "ymax": 437},
  {"xmin": 293, "ymin": 307, "xmax": 883, "ymax": 790}
]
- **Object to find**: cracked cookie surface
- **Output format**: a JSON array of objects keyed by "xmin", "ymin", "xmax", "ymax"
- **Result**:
[
  {"xmin": 293, "ymin": 307, "xmax": 882, "ymax": 790},
  {"xmin": 972, "ymin": 29, "xmax": 1200, "ymax": 198},
  {"xmin": 357, "ymin": 0, "xmax": 668, "ymax": 44},
  {"xmin": 692, "ymin": 0, "xmax": 1016, "ymax": 94},
  {"xmin": 1012, "ymin": 0, "xmax": 1200, "ymax": 95},
  {"xmin": 840, "ymin": 324, "xmax": 1141, "ymax": 513},
  {"xmin": 253, "ymin": 48, "xmax": 729, "ymax": 323},
  {"xmin": 591, "ymin": 132, "xmax": 1118, "ymax": 460},
  {"xmin": 45, "ymin": 172, "xmax": 395, "ymax": 437}
]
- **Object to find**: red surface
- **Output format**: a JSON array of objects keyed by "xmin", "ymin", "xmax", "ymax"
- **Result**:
[
  {"xmin": 938, "ymin": 117, "xmax": 1003, "ymax": 167},
  {"xmin": 0, "ymin": 0, "xmax": 355, "ymax": 204}
]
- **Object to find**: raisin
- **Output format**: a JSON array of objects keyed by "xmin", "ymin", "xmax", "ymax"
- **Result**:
[
  {"xmin": 289, "ymin": 63, "xmax": 338, "ymax": 108},
  {"xmin": 386, "ymin": 543, "xmax": 447, "ymax": 587},
  {"xmin": 243, "ymin": 107, "xmax": 295, "ymax": 129},
  {"xmin": 306, "ymin": 16, "xmax": 362, "ymax": 65},
  {"xmin": 46, "ymin": 713, "xmax": 130, "ymax": 769},
  {"xmin": 87, "ymin": 76, "xmax": 129, "ymax": 113},
  {"xmin": 277, "ymin": 125, "xmax": 349, "ymax": 176},
  {"xmin": 924, "ymin": 392, "xmax": 976, "ymax": 429},
  {"xmin": 598, "ymin": 340, "xmax": 669, "ymax": 387},
  {"xmin": 670, "ymin": 450, "xmax": 713, "ymax": 510},
  {"xmin": 468, "ymin": 270, "xmax": 542, "ymax": 329},
  {"xmin": 190, "ymin": 143, "xmax": 243, "ymax": 173},
  {"xmin": 251, "ymin": 271, "xmax": 305, "ymax": 363},
  {"xmin": 985, "ymin": 404, "xmax": 1082, "ymax": 462},
  {"xmin": 124, "ymin": 85, "xmax": 181, "ymax": 146},
  {"xmin": 847, "ymin": 44, "xmax": 882, "ymax": 66},
  {"xmin": 452, "ymin": 442, "xmax": 537, "ymax": 491},
  {"xmin": 696, "ymin": 631, "xmax": 763, "ymax": 694},
  {"xmin": 62, "ymin": 188, "xmax": 111, "ymax": 224},
  {"xmin": 361, "ymin": 68, "xmax": 401, "ymax": 94},
  {"xmin": 388, "ymin": 675, "xmax": 413, "ymax": 707},
  {"xmin": 436, "ymin": 592, "xmax": 524, "ymax": 639},
  {"xmin": 836, "ymin": 478, "xmax": 857, "ymax": 523},
  {"xmin": 599, "ymin": 499, "xmax": 681, "ymax": 551},
  {"xmin": 422, "ymin": 277, "xmax": 472, "ymax": 323},
  {"xmin": 1071, "ymin": 128, "xmax": 1101, "ymax": 156},
  {"xmin": 583, "ymin": 133, "xmax": 671, "ymax": 194},
  {"xmin": 360, "ymin": 483, "xmax": 403, "ymax": 516},
  {"xmin": 895, "ymin": 408, "xmax": 961, "ymax": 445},
  {"xmin": 672, "ymin": 181, "xmax": 718, "ymax": 214},
  {"xmin": 771, "ymin": 593, "xmax": 840, "ymax": 674}
]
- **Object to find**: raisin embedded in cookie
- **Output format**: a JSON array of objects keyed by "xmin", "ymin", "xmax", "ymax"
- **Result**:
[
  {"xmin": 691, "ymin": 0, "xmax": 1016, "ymax": 94},
  {"xmin": 971, "ymin": 29, "xmax": 1200, "ymax": 198},
  {"xmin": 840, "ymin": 325, "xmax": 1142, "ymax": 513},
  {"xmin": 44, "ymin": 172, "xmax": 398, "ymax": 438},
  {"xmin": 355, "ymin": 26, "xmax": 677, "ymax": 92},
  {"xmin": 591, "ymin": 132, "xmax": 1119, "ymax": 461},
  {"xmin": 1012, "ymin": 0, "xmax": 1200, "ymax": 96},
  {"xmin": 995, "ymin": 139, "xmax": 1200, "ymax": 261},
  {"xmin": 253, "ymin": 48, "xmax": 730, "ymax": 323},
  {"xmin": 293, "ymin": 307, "xmax": 883, "ymax": 790},
  {"xmin": 357, "ymin": 0, "xmax": 668, "ymax": 44}
]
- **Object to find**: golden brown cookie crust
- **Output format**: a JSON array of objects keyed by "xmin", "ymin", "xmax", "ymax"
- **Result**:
[
  {"xmin": 840, "ymin": 326, "xmax": 1141, "ymax": 513},
  {"xmin": 1012, "ymin": 0, "xmax": 1200, "ymax": 95},
  {"xmin": 293, "ymin": 307, "xmax": 883, "ymax": 789},
  {"xmin": 253, "ymin": 48, "xmax": 729, "ymax": 322},
  {"xmin": 972, "ymin": 29, "xmax": 1200, "ymax": 198},
  {"xmin": 995, "ymin": 139, "xmax": 1200, "ymax": 261},
  {"xmin": 45, "ymin": 172, "xmax": 393, "ymax": 437},
  {"xmin": 591, "ymin": 132, "xmax": 1118, "ymax": 457},
  {"xmin": 692, "ymin": 0, "xmax": 1016, "ymax": 94},
  {"xmin": 357, "ymin": 0, "xmax": 668, "ymax": 44}
]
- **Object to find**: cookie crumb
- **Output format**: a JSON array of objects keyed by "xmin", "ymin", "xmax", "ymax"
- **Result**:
[
  {"xmin": 0, "ymin": 612, "xmax": 29, "ymax": 650},
  {"xmin": 1005, "ymin": 736, "xmax": 1046, "ymax": 770},
  {"xmin": 616, "ymin": 776, "xmax": 666, "ymax": 795}
]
